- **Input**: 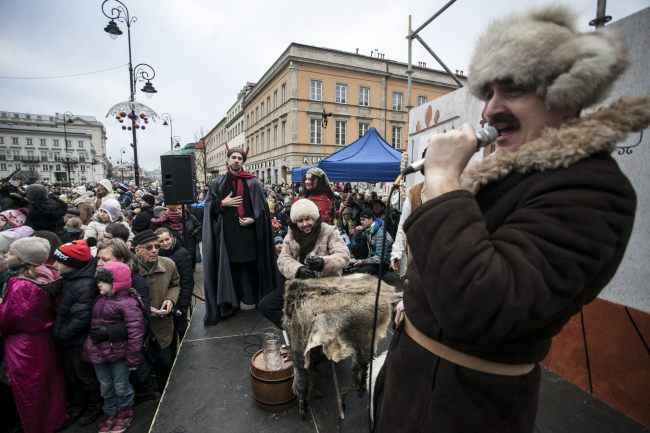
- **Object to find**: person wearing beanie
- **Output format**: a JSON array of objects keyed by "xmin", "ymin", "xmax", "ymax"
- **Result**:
[
  {"xmin": 0, "ymin": 208, "xmax": 26, "ymax": 230},
  {"xmin": 116, "ymin": 183, "xmax": 133, "ymax": 209},
  {"xmin": 131, "ymin": 194, "xmax": 156, "ymax": 234},
  {"xmin": 83, "ymin": 262, "xmax": 144, "ymax": 432},
  {"xmin": 202, "ymin": 144, "xmax": 280, "ymax": 326},
  {"xmin": 297, "ymin": 167, "xmax": 335, "ymax": 224},
  {"xmin": 85, "ymin": 198, "xmax": 134, "ymax": 245},
  {"xmin": 0, "ymin": 237, "xmax": 67, "ymax": 432},
  {"xmin": 132, "ymin": 228, "xmax": 180, "ymax": 393},
  {"xmin": 373, "ymin": 6, "xmax": 643, "ymax": 433},
  {"xmin": 273, "ymin": 235, "xmax": 284, "ymax": 255},
  {"xmin": 258, "ymin": 198, "xmax": 349, "ymax": 328},
  {"xmin": 52, "ymin": 237, "xmax": 104, "ymax": 426}
]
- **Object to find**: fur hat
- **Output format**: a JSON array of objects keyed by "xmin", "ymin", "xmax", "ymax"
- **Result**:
[
  {"xmin": 9, "ymin": 237, "xmax": 51, "ymax": 266},
  {"xmin": 0, "ymin": 209, "xmax": 27, "ymax": 228},
  {"xmin": 95, "ymin": 262, "xmax": 132, "ymax": 293},
  {"xmin": 26, "ymin": 184, "xmax": 48, "ymax": 201},
  {"xmin": 0, "ymin": 226, "xmax": 34, "ymax": 255},
  {"xmin": 99, "ymin": 199, "xmax": 122, "ymax": 222},
  {"xmin": 98, "ymin": 179, "xmax": 113, "ymax": 193},
  {"xmin": 468, "ymin": 5, "xmax": 627, "ymax": 112},
  {"xmin": 290, "ymin": 198, "xmax": 319, "ymax": 223},
  {"xmin": 54, "ymin": 238, "xmax": 97, "ymax": 269},
  {"xmin": 141, "ymin": 194, "xmax": 155, "ymax": 206}
]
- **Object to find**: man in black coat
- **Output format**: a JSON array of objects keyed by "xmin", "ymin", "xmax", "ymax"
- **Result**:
[
  {"xmin": 202, "ymin": 145, "xmax": 279, "ymax": 325},
  {"xmin": 52, "ymin": 238, "xmax": 103, "ymax": 426},
  {"xmin": 132, "ymin": 194, "xmax": 155, "ymax": 234}
]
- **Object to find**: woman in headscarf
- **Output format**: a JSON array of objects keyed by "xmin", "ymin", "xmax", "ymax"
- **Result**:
[{"xmin": 299, "ymin": 168, "xmax": 335, "ymax": 224}]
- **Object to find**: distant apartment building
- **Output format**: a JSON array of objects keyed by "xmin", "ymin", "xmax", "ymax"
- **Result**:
[
  {"xmin": 205, "ymin": 117, "xmax": 227, "ymax": 178},
  {"xmin": 240, "ymin": 43, "xmax": 463, "ymax": 184},
  {"xmin": 0, "ymin": 110, "xmax": 109, "ymax": 183}
]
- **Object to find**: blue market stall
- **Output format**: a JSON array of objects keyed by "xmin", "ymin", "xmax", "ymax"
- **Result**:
[{"xmin": 291, "ymin": 128, "xmax": 402, "ymax": 182}]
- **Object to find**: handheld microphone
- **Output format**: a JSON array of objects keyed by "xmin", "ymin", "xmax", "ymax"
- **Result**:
[{"xmin": 402, "ymin": 126, "xmax": 498, "ymax": 175}]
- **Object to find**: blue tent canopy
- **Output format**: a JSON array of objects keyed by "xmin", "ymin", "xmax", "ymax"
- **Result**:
[{"xmin": 290, "ymin": 128, "xmax": 402, "ymax": 182}]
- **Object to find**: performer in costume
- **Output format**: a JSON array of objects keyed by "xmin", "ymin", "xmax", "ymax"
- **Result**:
[
  {"xmin": 373, "ymin": 5, "xmax": 646, "ymax": 432},
  {"xmin": 202, "ymin": 145, "xmax": 279, "ymax": 326}
]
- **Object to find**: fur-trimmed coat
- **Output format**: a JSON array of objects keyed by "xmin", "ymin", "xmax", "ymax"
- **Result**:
[
  {"xmin": 278, "ymin": 223, "xmax": 350, "ymax": 279},
  {"xmin": 373, "ymin": 98, "xmax": 647, "ymax": 433}
]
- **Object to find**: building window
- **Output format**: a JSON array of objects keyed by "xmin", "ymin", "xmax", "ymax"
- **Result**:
[
  {"xmin": 260, "ymin": 131, "xmax": 265, "ymax": 152},
  {"xmin": 260, "ymin": 102, "xmax": 264, "ymax": 118},
  {"xmin": 255, "ymin": 107, "xmax": 259, "ymax": 123},
  {"xmin": 40, "ymin": 138, "xmax": 46, "ymax": 146},
  {"xmin": 266, "ymin": 96, "xmax": 271, "ymax": 114},
  {"xmin": 78, "ymin": 140, "xmax": 84, "ymax": 147},
  {"xmin": 0, "ymin": 164, "xmax": 6, "ymax": 171},
  {"xmin": 12, "ymin": 137, "xmax": 18, "ymax": 144},
  {"xmin": 56, "ymin": 164, "xmax": 61, "ymax": 171},
  {"xmin": 281, "ymin": 83, "xmax": 286, "ymax": 103},
  {"xmin": 359, "ymin": 123, "xmax": 370, "ymax": 138},
  {"xmin": 27, "ymin": 150, "xmax": 34, "ymax": 158},
  {"xmin": 281, "ymin": 121, "xmax": 286, "ymax": 146},
  {"xmin": 392, "ymin": 126, "xmax": 402, "ymax": 148},
  {"xmin": 0, "ymin": 150, "xmax": 4, "ymax": 160},
  {"xmin": 13, "ymin": 150, "xmax": 20, "ymax": 160},
  {"xmin": 53, "ymin": 139, "xmax": 59, "ymax": 146},
  {"xmin": 267, "ymin": 128, "xmax": 271, "ymax": 149},
  {"xmin": 392, "ymin": 92, "xmax": 403, "ymax": 110},
  {"xmin": 310, "ymin": 80, "xmax": 323, "ymax": 101},
  {"xmin": 335, "ymin": 83, "xmax": 348, "ymax": 104},
  {"xmin": 65, "ymin": 139, "xmax": 71, "ymax": 146},
  {"xmin": 246, "ymin": 114, "xmax": 249, "ymax": 128},
  {"xmin": 335, "ymin": 121, "xmax": 347, "ymax": 145},
  {"xmin": 80, "ymin": 165, "xmax": 86, "ymax": 172},
  {"xmin": 310, "ymin": 119, "xmax": 322, "ymax": 144},
  {"xmin": 274, "ymin": 125, "xmax": 278, "ymax": 148},
  {"xmin": 417, "ymin": 95, "xmax": 427, "ymax": 106},
  {"xmin": 15, "ymin": 164, "xmax": 20, "ymax": 170},
  {"xmin": 0, "ymin": 137, "xmax": 3, "ymax": 144},
  {"xmin": 359, "ymin": 87, "xmax": 370, "ymax": 106},
  {"xmin": 26, "ymin": 138, "xmax": 33, "ymax": 145},
  {"xmin": 273, "ymin": 91, "xmax": 278, "ymax": 110}
]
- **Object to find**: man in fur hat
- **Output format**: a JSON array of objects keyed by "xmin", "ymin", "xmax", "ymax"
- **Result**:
[
  {"xmin": 373, "ymin": 5, "xmax": 647, "ymax": 433},
  {"xmin": 202, "ymin": 145, "xmax": 280, "ymax": 326},
  {"xmin": 258, "ymin": 198, "xmax": 350, "ymax": 328}
]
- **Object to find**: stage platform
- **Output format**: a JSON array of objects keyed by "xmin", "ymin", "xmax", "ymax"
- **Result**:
[{"xmin": 147, "ymin": 302, "xmax": 649, "ymax": 433}]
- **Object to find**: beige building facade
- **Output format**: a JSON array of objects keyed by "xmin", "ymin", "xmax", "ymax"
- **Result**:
[
  {"xmin": 241, "ymin": 43, "xmax": 463, "ymax": 184},
  {"xmin": 205, "ymin": 116, "xmax": 227, "ymax": 178}
]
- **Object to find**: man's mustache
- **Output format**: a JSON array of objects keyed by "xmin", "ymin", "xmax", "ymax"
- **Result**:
[{"xmin": 488, "ymin": 113, "xmax": 520, "ymax": 129}]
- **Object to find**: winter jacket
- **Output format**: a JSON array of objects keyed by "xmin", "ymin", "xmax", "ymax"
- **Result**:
[
  {"xmin": 82, "ymin": 290, "xmax": 145, "ymax": 368},
  {"xmin": 0, "ymin": 265, "xmax": 67, "ymax": 433},
  {"xmin": 139, "ymin": 257, "xmax": 180, "ymax": 349},
  {"xmin": 278, "ymin": 223, "xmax": 350, "ymax": 279},
  {"xmin": 132, "ymin": 206, "xmax": 154, "ymax": 234},
  {"xmin": 53, "ymin": 260, "xmax": 98, "ymax": 346},
  {"xmin": 358, "ymin": 219, "xmax": 393, "ymax": 266},
  {"xmin": 118, "ymin": 191, "xmax": 133, "ymax": 208},
  {"xmin": 150, "ymin": 210, "xmax": 183, "ymax": 233},
  {"xmin": 84, "ymin": 215, "xmax": 134, "ymax": 243},
  {"xmin": 25, "ymin": 196, "xmax": 67, "ymax": 232},
  {"xmin": 159, "ymin": 241, "xmax": 194, "ymax": 310}
]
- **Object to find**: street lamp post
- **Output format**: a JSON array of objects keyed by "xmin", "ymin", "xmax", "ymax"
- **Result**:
[
  {"xmin": 102, "ymin": 0, "xmax": 158, "ymax": 187},
  {"xmin": 61, "ymin": 111, "xmax": 74, "ymax": 184},
  {"xmin": 161, "ymin": 113, "xmax": 175, "ymax": 152},
  {"xmin": 172, "ymin": 136, "xmax": 180, "ymax": 152}
]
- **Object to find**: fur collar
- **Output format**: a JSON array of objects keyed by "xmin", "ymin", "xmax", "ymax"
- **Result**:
[{"xmin": 461, "ymin": 98, "xmax": 650, "ymax": 193}]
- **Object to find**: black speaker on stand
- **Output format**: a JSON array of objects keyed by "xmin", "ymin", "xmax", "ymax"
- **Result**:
[{"xmin": 160, "ymin": 154, "xmax": 195, "ymax": 205}]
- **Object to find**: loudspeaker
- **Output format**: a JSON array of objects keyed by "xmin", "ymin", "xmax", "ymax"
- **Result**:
[{"xmin": 160, "ymin": 154, "xmax": 195, "ymax": 204}]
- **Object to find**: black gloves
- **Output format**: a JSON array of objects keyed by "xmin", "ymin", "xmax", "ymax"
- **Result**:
[
  {"xmin": 89, "ymin": 326, "xmax": 109, "ymax": 344},
  {"xmin": 90, "ymin": 322, "xmax": 128, "ymax": 344},
  {"xmin": 296, "ymin": 266, "xmax": 317, "ymax": 279},
  {"xmin": 306, "ymin": 255, "xmax": 324, "ymax": 272}
]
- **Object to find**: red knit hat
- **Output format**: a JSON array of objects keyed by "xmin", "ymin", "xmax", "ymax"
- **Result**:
[{"xmin": 54, "ymin": 238, "xmax": 97, "ymax": 269}]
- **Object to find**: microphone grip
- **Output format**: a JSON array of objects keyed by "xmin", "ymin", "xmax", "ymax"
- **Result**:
[{"xmin": 402, "ymin": 126, "xmax": 498, "ymax": 175}]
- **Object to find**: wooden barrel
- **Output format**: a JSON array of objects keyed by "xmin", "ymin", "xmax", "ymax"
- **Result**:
[{"xmin": 250, "ymin": 347, "xmax": 296, "ymax": 411}]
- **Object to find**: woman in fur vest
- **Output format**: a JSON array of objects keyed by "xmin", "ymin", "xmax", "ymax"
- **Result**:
[{"xmin": 373, "ymin": 6, "xmax": 644, "ymax": 433}]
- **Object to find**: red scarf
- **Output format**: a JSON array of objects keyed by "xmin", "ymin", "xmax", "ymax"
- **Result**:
[{"xmin": 228, "ymin": 168, "xmax": 256, "ymax": 218}]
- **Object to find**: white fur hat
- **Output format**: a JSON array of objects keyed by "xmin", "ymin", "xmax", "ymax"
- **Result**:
[
  {"xmin": 290, "ymin": 198, "xmax": 320, "ymax": 223},
  {"xmin": 98, "ymin": 179, "xmax": 113, "ymax": 193},
  {"xmin": 468, "ymin": 5, "xmax": 627, "ymax": 112}
]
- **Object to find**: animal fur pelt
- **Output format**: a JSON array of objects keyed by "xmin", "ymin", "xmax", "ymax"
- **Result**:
[
  {"xmin": 461, "ymin": 97, "xmax": 650, "ymax": 193},
  {"xmin": 283, "ymin": 273, "xmax": 397, "ymax": 417},
  {"xmin": 283, "ymin": 273, "xmax": 396, "ymax": 365}
]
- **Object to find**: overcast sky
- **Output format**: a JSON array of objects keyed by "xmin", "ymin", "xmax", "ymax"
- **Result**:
[{"xmin": 1, "ymin": 0, "xmax": 646, "ymax": 170}]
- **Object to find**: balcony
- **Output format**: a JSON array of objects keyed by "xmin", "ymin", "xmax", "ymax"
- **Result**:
[
  {"xmin": 20, "ymin": 155, "xmax": 40, "ymax": 164},
  {"xmin": 54, "ymin": 156, "xmax": 79, "ymax": 166}
]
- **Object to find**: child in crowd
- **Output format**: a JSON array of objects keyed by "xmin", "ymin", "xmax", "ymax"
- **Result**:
[
  {"xmin": 150, "ymin": 205, "xmax": 183, "ymax": 235},
  {"xmin": 0, "ymin": 209, "xmax": 26, "ymax": 231},
  {"xmin": 83, "ymin": 262, "xmax": 145, "ymax": 433}
]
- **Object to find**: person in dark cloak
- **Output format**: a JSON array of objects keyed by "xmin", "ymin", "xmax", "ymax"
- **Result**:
[{"xmin": 202, "ymin": 145, "xmax": 279, "ymax": 326}]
